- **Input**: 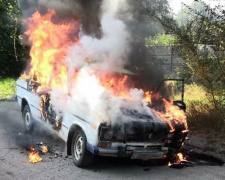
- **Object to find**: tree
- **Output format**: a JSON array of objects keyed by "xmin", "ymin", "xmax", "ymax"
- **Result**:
[
  {"xmin": 145, "ymin": 33, "xmax": 177, "ymax": 46},
  {"xmin": 176, "ymin": 1, "xmax": 205, "ymax": 25},
  {"xmin": 0, "ymin": 0, "xmax": 28, "ymax": 78},
  {"xmin": 150, "ymin": 0, "xmax": 225, "ymax": 123}
]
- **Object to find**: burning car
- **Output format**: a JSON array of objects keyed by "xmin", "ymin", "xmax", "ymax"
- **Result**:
[
  {"xmin": 16, "ymin": 68, "xmax": 188, "ymax": 167},
  {"xmin": 15, "ymin": 7, "xmax": 188, "ymax": 167}
]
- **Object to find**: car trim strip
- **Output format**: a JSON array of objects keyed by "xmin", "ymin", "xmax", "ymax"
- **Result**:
[
  {"xmin": 30, "ymin": 104, "xmax": 40, "ymax": 111},
  {"xmin": 72, "ymin": 114, "xmax": 91, "ymax": 125},
  {"xmin": 86, "ymin": 143, "xmax": 99, "ymax": 155}
]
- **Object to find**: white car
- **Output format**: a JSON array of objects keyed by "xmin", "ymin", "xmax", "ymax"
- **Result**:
[{"xmin": 16, "ymin": 70, "xmax": 188, "ymax": 167}]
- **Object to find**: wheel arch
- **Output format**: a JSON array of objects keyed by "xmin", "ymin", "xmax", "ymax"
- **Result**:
[
  {"xmin": 67, "ymin": 124, "xmax": 84, "ymax": 155},
  {"xmin": 21, "ymin": 98, "xmax": 29, "ymax": 112}
]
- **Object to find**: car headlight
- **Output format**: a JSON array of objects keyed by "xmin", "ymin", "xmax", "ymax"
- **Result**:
[
  {"xmin": 104, "ymin": 130, "xmax": 114, "ymax": 140},
  {"xmin": 167, "ymin": 132, "xmax": 174, "ymax": 140}
]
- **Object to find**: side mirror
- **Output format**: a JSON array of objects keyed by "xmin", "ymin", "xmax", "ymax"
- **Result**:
[{"xmin": 173, "ymin": 100, "xmax": 186, "ymax": 112}]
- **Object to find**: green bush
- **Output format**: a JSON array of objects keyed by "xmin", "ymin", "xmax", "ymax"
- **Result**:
[
  {"xmin": 184, "ymin": 84, "xmax": 225, "ymax": 134},
  {"xmin": 145, "ymin": 33, "xmax": 177, "ymax": 47},
  {"xmin": 0, "ymin": 78, "xmax": 16, "ymax": 100},
  {"xmin": 151, "ymin": 1, "xmax": 225, "ymax": 130}
]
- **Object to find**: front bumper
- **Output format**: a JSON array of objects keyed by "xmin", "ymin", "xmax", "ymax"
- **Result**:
[{"xmin": 87, "ymin": 142, "xmax": 172, "ymax": 159}]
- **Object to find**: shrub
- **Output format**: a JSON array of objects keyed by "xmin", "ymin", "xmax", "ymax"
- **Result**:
[
  {"xmin": 0, "ymin": 78, "xmax": 16, "ymax": 100},
  {"xmin": 184, "ymin": 84, "xmax": 225, "ymax": 134}
]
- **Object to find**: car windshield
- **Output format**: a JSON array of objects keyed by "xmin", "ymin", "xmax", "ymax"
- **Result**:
[
  {"xmin": 98, "ymin": 71, "xmax": 143, "ymax": 91},
  {"xmin": 114, "ymin": 73, "xmax": 143, "ymax": 90},
  {"xmin": 97, "ymin": 72, "xmax": 143, "ymax": 99}
]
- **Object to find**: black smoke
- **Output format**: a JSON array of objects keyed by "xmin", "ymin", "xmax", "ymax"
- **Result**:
[
  {"xmin": 18, "ymin": 0, "xmax": 103, "ymax": 37},
  {"xmin": 119, "ymin": 0, "xmax": 170, "ymax": 93}
]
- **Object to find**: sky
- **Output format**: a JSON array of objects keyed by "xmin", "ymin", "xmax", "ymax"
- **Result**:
[{"xmin": 168, "ymin": 0, "xmax": 225, "ymax": 14}]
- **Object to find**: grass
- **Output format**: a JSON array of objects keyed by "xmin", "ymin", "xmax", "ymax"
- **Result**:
[
  {"xmin": 171, "ymin": 83, "xmax": 225, "ymax": 132},
  {"xmin": 184, "ymin": 83, "xmax": 208, "ymax": 104},
  {"xmin": 0, "ymin": 78, "xmax": 16, "ymax": 100},
  {"xmin": 171, "ymin": 83, "xmax": 225, "ymax": 152},
  {"xmin": 182, "ymin": 84, "xmax": 225, "ymax": 136}
]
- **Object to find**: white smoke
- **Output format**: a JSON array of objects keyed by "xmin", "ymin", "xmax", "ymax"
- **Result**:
[
  {"xmin": 23, "ymin": 0, "xmax": 158, "ymax": 127},
  {"xmin": 67, "ymin": 0, "xmax": 130, "ymax": 71},
  {"xmin": 49, "ymin": 0, "xmax": 160, "ymax": 127},
  {"xmin": 51, "ymin": 67, "xmax": 158, "ymax": 127},
  {"xmin": 54, "ymin": 0, "xmax": 151, "ymax": 126}
]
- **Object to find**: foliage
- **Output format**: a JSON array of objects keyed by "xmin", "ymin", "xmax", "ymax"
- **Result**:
[
  {"xmin": 0, "ymin": 0, "xmax": 28, "ymax": 78},
  {"xmin": 176, "ymin": 1, "xmax": 205, "ymax": 26},
  {"xmin": 184, "ymin": 83, "xmax": 207, "ymax": 103},
  {"xmin": 185, "ymin": 84, "xmax": 225, "ymax": 133},
  {"xmin": 187, "ymin": 101, "xmax": 225, "ymax": 133},
  {"xmin": 172, "ymin": 83, "xmax": 225, "ymax": 133},
  {"xmin": 0, "ymin": 78, "xmax": 16, "ymax": 100},
  {"xmin": 151, "ymin": 0, "xmax": 225, "ymax": 114},
  {"xmin": 145, "ymin": 33, "xmax": 177, "ymax": 46}
]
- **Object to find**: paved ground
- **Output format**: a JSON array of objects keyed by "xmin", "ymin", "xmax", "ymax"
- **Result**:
[{"xmin": 0, "ymin": 101, "xmax": 224, "ymax": 180}]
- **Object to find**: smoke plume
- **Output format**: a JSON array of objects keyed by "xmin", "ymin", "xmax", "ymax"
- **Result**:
[
  {"xmin": 18, "ymin": 0, "xmax": 170, "ymax": 128},
  {"xmin": 67, "ymin": 0, "xmax": 130, "ymax": 71},
  {"xmin": 18, "ymin": 0, "xmax": 103, "ymax": 36}
]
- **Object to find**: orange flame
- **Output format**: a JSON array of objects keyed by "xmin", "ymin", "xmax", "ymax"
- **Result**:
[
  {"xmin": 22, "ymin": 10, "xmax": 80, "ymax": 93},
  {"xmin": 27, "ymin": 146, "xmax": 42, "ymax": 163},
  {"xmin": 21, "ymin": 10, "xmax": 188, "ymax": 132},
  {"xmin": 168, "ymin": 152, "xmax": 188, "ymax": 167},
  {"xmin": 144, "ymin": 91, "xmax": 152, "ymax": 103},
  {"xmin": 154, "ymin": 99, "xmax": 188, "ymax": 132},
  {"xmin": 98, "ymin": 74, "xmax": 131, "ymax": 99},
  {"xmin": 41, "ymin": 146, "xmax": 48, "ymax": 154},
  {"xmin": 21, "ymin": 10, "xmax": 152, "ymax": 102},
  {"xmin": 54, "ymin": 154, "xmax": 58, "ymax": 158}
]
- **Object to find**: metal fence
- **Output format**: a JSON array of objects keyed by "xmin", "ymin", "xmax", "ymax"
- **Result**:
[{"xmin": 147, "ymin": 45, "xmax": 184, "ymax": 78}]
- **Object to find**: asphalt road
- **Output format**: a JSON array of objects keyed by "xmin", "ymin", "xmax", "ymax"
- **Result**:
[{"xmin": 0, "ymin": 101, "xmax": 224, "ymax": 180}]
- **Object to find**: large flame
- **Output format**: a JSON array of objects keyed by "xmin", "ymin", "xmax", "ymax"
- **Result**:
[
  {"xmin": 154, "ymin": 99, "xmax": 188, "ymax": 132},
  {"xmin": 22, "ymin": 10, "xmax": 80, "ymax": 93},
  {"xmin": 21, "ymin": 10, "xmax": 188, "ymax": 132}
]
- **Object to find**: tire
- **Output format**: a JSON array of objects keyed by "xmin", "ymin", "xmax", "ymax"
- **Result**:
[
  {"xmin": 22, "ymin": 104, "xmax": 33, "ymax": 133},
  {"xmin": 71, "ymin": 129, "xmax": 94, "ymax": 167}
]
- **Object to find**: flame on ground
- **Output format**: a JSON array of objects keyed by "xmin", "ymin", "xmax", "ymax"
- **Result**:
[
  {"xmin": 41, "ymin": 145, "xmax": 48, "ymax": 154},
  {"xmin": 168, "ymin": 152, "xmax": 188, "ymax": 167},
  {"xmin": 27, "ymin": 146, "xmax": 42, "ymax": 163}
]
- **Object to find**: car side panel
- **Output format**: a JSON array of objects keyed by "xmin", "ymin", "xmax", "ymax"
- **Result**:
[
  {"xmin": 17, "ymin": 79, "xmax": 99, "ymax": 146},
  {"xmin": 62, "ymin": 113, "xmax": 99, "ymax": 146},
  {"xmin": 16, "ymin": 79, "xmax": 42, "ymax": 124}
]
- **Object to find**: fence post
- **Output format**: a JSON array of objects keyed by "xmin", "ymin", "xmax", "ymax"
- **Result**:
[{"xmin": 170, "ymin": 46, "xmax": 173, "ymax": 77}]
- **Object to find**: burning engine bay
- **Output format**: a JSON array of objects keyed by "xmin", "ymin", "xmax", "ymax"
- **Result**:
[
  {"xmin": 17, "ymin": 0, "xmax": 189, "ymax": 166},
  {"xmin": 27, "ymin": 71, "xmax": 188, "ymax": 136}
]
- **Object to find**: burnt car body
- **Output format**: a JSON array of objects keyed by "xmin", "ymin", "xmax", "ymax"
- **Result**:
[
  {"xmin": 16, "ymin": 69, "xmax": 188, "ymax": 167},
  {"xmin": 98, "ymin": 109, "xmax": 187, "ymax": 159}
]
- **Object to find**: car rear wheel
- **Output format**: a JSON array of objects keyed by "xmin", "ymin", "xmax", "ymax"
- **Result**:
[
  {"xmin": 22, "ymin": 105, "xmax": 33, "ymax": 133},
  {"xmin": 71, "ymin": 129, "xmax": 94, "ymax": 167}
]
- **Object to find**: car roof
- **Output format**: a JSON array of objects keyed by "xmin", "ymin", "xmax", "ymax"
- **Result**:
[{"xmin": 113, "ymin": 69, "xmax": 136, "ymax": 75}]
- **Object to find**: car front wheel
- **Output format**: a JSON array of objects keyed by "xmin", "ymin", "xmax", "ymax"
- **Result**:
[
  {"xmin": 22, "ymin": 104, "xmax": 33, "ymax": 133},
  {"xmin": 71, "ymin": 129, "xmax": 94, "ymax": 167}
]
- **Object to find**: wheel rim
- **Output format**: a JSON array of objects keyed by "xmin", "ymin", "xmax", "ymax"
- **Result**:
[
  {"xmin": 74, "ymin": 135, "xmax": 83, "ymax": 161},
  {"xmin": 25, "ymin": 111, "xmax": 31, "ymax": 128}
]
